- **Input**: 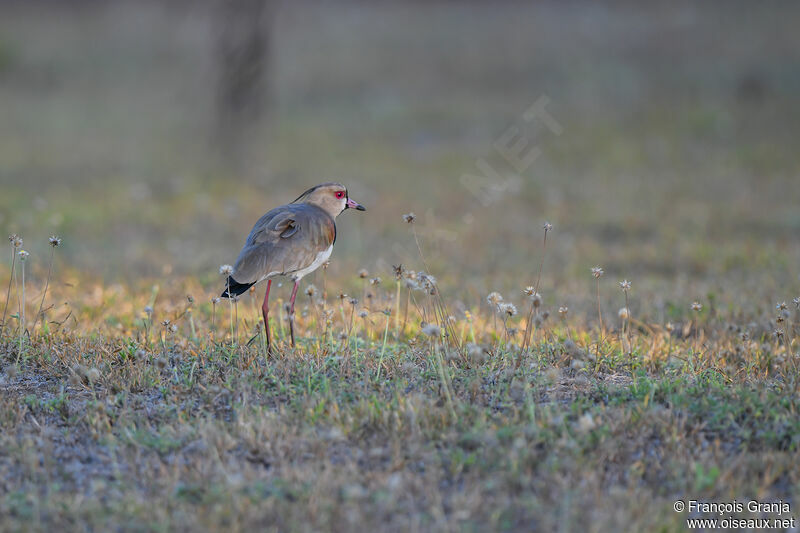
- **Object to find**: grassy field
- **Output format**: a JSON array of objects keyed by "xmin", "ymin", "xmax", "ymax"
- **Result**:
[{"xmin": 1, "ymin": 1, "xmax": 800, "ymax": 532}]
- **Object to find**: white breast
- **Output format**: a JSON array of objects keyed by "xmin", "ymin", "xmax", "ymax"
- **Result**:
[{"xmin": 290, "ymin": 245, "xmax": 333, "ymax": 282}]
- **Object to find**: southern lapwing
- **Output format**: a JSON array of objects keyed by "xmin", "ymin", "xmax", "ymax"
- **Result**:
[{"xmin": 221, "ymin": 182, "xmax": 365, "ymax": 351}]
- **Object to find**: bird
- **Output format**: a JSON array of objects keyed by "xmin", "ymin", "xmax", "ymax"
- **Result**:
[{"xmin": 220, "ymin": 182, "xmax": 365, "ymax": 352}]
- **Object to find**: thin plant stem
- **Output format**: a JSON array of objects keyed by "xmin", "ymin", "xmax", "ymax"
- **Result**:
[
  {"xmin": 401, "ymin": 289, "xmax": 410, "ymax": 337},
  {"xmin": 468, "ymin": 314, "xmax": 476, "ymax": 344},
  {"xmin": 410, "ymin": 225, "xmax": 459, "ymax": 349},
  {"xmin": 211, "ymin": 301, "xmax": 217, "ymax": 340},
  {"xmin": 522, "ymin": 225, "xmax": 549, "ymax": 354},
  {"xmin": 31, "ymin": 247, "xmax": 55, "ymax": 334},
  {"xmin": 534, "ymin": 227, "xmax": 549, "ymax": 294},
  {"xmin": 596, "ymin": 279, "xmax": 603, "ymax": 335},
  {"xmin": 563, "ymin": 318, "xmax": 573, "ymax": 341},
  {"xmin": 521, "ymin": 301, "xmax": 535, "ymax": 354},
  {"xmin": 234, "ymin": 298, "xmax": 239, "ymax": 344},
  {"xmin": 694, "ymin": 316, "xmax": 700, "ymax": 356},
  {"xmin": 394, "ymin": 280, "xmax": 401, "ymax": 335},
  {"xmin": 227, "ymin": 279, "xmax": 234, "ymax": 346},
  {"xmin": 376, "ymin": 313, "xmax": 390, "ymax": 381},
  {"xmin": 188, "ymin": 310, "xmax": 196, "ymax": 340},
  {"xmin": 1, "ymin": 248, "xmax": 16, "ymax": 337},
  {"xmin": 622, "ymin": 290, "xmax": 631, "ymax": 354},
  {"xmin": 17, "ymin": 258, "xmax": 25, "ymax": 361},
  {"xmin": 21, "ymin": 259, "xmax": 25, "ymax": 340}
]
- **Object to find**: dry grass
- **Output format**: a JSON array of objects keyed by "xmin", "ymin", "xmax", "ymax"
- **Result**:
[{"xmin": 0, "ymin": 236, "xmax": 799, "ymax": 532}]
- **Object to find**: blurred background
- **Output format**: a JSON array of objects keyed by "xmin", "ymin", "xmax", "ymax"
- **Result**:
[{"xmin": 1, "ymin": 0, "xmax": 799, "ymax": 315}]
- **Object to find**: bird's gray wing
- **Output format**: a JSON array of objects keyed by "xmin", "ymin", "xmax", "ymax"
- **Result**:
[{"xmin": 231, "ymin": 204, "xmax": 335, "ymax": 284}]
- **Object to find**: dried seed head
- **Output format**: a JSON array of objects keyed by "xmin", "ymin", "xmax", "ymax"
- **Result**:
[
  {"xmin": 211, "ymin": 297, "xmax": 220, "ymax": 305},
  {"xmin": 156, "ymin": 357, "xmax": 168, "ymax": 369},
  {"xmin": 48, "ymin": 235, "xmax": 62, "ymax": 247},
  {"xmin": 777, "ymin": 302, "xmax": 788, "ymax": 311},
  {"xmin": 68, "ymin": 371, "xmax": 82, "ymax": 387},
  {"xmin": 793, "ymin": 297, "xmax": 800, "ymax": 309},
  {"xmin": 169, "ymin": 324, "xmax": 178, "ymax": 333},
  {"xmin": 161, "ymin": 319, "xmax": 171, "ymax": 327},
  {"xmin": 402, "ymin": 213, "xmax": 416, "ymax": 224},
  {"xmin": 691, "ymin": 302, "xmax": 703, "ymax": 312},
  {"xmin": 348, "ymin": 298, "xmax": 358, "ymax": 306},
  {"xmin": 499, "ymin": 302, "xmax": 517, "ymax": 317},
  {"xmin": 358, "ymin": 309, "xmax": 368, "ymax": 319},
  {"xmin": 392, "ymin": 264, "xmax": 404, "ymax": 279},
  {"xmin": 338, "ymin": 332, "xmax": 348, "ymax": 341},
  {"xmin": 358, "ymin": 268, "xmax": 369, "ymax": 279},
  {"xmin": 144, "ymin": 306, "xmax": 153, "ymax": 315},
  {"xmin": 370, "ymin": 277, "xmax": 381, "ymax": 286},
  {"xmin": 420, "ymin": 273, "xmax": 437, "ymax": 291},
  {"xmin": 219, "ymin": 264, "xmax": 234, "ymax": 276},
  {"xmin": 9, "ymin": 235, "xmax": 22, "ymax": 248},
  {"xmin": 558, "ymin": 306, "xmax": 569, "ymax": 318},
  {"xmin": 665, "ymin": 322, "xmax": 674, "ymax": 333},
  {"xmin": 619, "ymin": 280, "xmax": 631, "ymax": 291},
  {"xmin": 17, "ymin": 250, "xmax": 29, "ymax": 261},
  {"xmin": 591, "ymin": 267, "xmax": 604, "ymax": 279},
  {"xmin": 618, "ymin": 307, "xmax": 629, "ymax": 320},
  {"xmin": 774, "ymin": 329, "xmax": 785, "ymax": 339},
  {"xmin": 543, "ymin": 222, "xmax": 553, "ymax": 232},
  {"xmin": 338, "ymin": 292, "xmax": 348, "ymax": 301},
  {"xmin": 523, "ymin": 286, "xmax": 535, "ymax": 296},
  {"xmin": 531, "ymin": 292, "xmax": 542, "ymax": 308},
  {"xmin": 305, "ymin": 284, "xmax": 317, "ymax": 297},
  {"xmin": 186, "ymin": 295, "xmax": 194, "ymax": 304},
  {"xmin": 421, "ymin": 323, "xmax": 441, "ymax": 337},
  {"xmin": 486, "ymin": 292, "xmax": 504, "ymax": 307},
  {"xmin": 322, "ymin": 260, "xmax": 331, "ymax": 270}
]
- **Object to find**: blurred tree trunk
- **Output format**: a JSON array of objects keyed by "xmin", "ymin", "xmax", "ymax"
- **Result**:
[{"xmin": 215, "ymin": 0, "xmax": 273, "ymax": 164}]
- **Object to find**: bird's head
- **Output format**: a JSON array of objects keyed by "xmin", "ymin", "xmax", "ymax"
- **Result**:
[{"xmin": 293, "ymin": 182, "xmax": 366, "ymax": 218}]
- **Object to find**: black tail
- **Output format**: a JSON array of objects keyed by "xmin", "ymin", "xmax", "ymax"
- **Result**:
[{"xmin": 221, "ymin": 276, "xmax": 255, "ymax": 298}]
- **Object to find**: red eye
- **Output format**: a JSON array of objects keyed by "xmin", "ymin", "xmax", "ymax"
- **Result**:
[{"xmin": 335, "ymin": 191, "xmax": 345, "ymax": 199}]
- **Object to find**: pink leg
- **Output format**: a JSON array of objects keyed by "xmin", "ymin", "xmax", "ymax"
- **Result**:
[
  {"xmin": 261, "ymin": 280, "xmax": 272, "ymax": 354},
  {"xmin": 288, "ymin": 280, "xmax": 299, "ymax": 347}
]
